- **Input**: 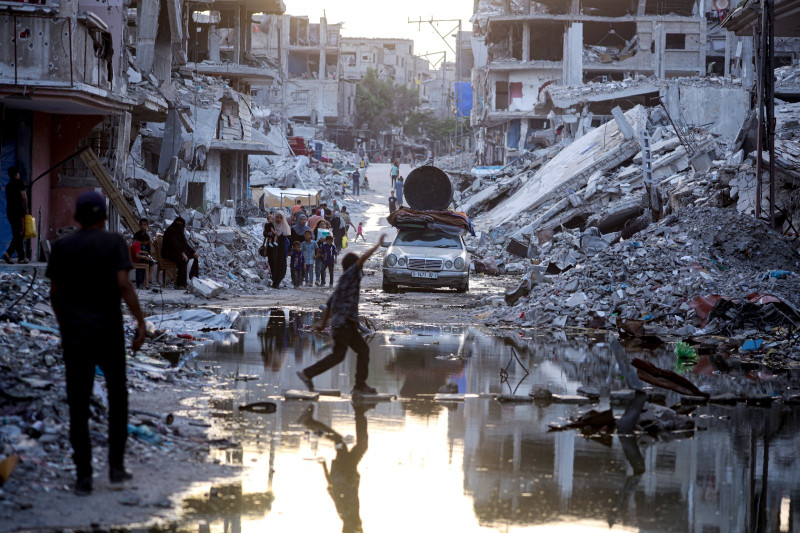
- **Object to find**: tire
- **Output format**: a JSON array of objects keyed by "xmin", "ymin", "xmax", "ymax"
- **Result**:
[
  {"xmin": 455, "ymin": 279, "xmax": 469, "ymax": 293},
  {"xmin": 382, "ymin": 277, "xmax": 397, "ymax": 293}
]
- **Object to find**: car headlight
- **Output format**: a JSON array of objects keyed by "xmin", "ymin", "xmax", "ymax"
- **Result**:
[
  {"xmin": 445, "ymin": 260, "xmax": 454, "ymax": 269},
  {"xmin": 454, "ymin": 257, "xmax": 465, "ymax": 270},
  {"xmin": 398, "ymin": 257, "xmax": 406, "ymax": 266},
  {"xmin": 386, "ymin": 254, "xmax": 397, "ymax": 267}
]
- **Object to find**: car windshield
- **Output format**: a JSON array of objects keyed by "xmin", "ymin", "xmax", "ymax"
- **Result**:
[{"xmin": 394, "ymin": 230, "xmax": 463, "ymax": 248}]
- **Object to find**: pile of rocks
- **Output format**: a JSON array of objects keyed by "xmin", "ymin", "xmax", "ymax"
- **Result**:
[
  {"xmin": 0, "ymin": 272, "xmax": 226, "ymax": 513},
  {"xmin": 478, "ymin": 206, "xmax": 800, "ymax": 339}
]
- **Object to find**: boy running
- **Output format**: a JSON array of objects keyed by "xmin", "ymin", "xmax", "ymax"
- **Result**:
[{"xmin": 297, "ymin": 234, "xmax": 387, "ymax": 395}]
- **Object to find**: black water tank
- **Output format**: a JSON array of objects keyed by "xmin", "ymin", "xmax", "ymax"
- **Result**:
[{"xmin": 404, "ymin": 165, "xmax": 453, "ymax": 211}]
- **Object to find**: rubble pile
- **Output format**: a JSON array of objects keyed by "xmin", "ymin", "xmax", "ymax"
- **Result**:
[
  {"xmin": 0, "ymin": 273, "xmax": 226, "ymax": 511},
  {"xmin": 479, "ymin": 206, "xmax": 800, "ymax": 338}
]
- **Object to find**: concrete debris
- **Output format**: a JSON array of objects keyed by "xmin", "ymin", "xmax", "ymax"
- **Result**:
[{"xmin": 0, "ymin": 272, "xmax": 221, "ymax": 510}]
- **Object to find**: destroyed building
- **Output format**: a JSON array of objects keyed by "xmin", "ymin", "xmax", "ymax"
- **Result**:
[
  {"xmin": 340, "ymin": 37, "xmax": 417, "ymax": 85},
  {"xmin": 0, "ymin": 0, "xmax": 149, "ymax": 256},
  {"xmin": 469, "ymin": 0, "xmax": 756, "ymax": 164},
  {"xmin": 251, "ymin": 15, "xmax": 356, "ymax": 140}
]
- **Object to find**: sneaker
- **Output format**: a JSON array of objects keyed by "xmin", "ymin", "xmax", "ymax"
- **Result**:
[
  {"xmin": 109, "ymin": 466, "xmax": 133, "ymax": 483},
  {"xmin": 74, "ymin": 475, "xmax": 92, "ymax": 496},
  {"xmin": 351, "ymin": 383, "xmax": 377, "ymax": 396},
  {"xmin": 296, "ymin": 371, "xmax": 315, "ymax": 392}
]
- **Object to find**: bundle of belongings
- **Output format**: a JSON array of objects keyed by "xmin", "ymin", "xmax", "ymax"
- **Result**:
[{"xmin": 387, "ymin": 207, "xmax": 476, "ymax": 236}]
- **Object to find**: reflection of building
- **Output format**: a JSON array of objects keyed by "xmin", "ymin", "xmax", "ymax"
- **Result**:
[{"xmin": 457, "ymin": 391, "xmax": 800, "ymax": 531}]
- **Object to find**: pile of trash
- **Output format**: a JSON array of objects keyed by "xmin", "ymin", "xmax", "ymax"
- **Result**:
[
  {"xmin": 477, "ymin": 206, "xmax": 800, "ymax": 341},
  {"xmin": 0, "ymin": 272, "xmax": 227, "ymax": 509}
]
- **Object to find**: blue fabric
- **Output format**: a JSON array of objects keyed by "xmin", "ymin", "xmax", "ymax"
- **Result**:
[
  {"xmin": 507, "ymin": 120, "xmax": 521, "ymax": 149},
  {"xmin": 0, "ymin": 142, "xmax": 17, "ymax": 253},
  {"xmin": 455, "ymin": 82, "xmax": 473, "ymax": 118}
]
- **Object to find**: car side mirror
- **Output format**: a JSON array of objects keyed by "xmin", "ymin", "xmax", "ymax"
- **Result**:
[
  {"xmin": 466, "ymin": 246, "xmax": 477, "ymax": 253},
  {"xmin": 380, "ymin": 242, "xmax": 390, "ymax": 248}
]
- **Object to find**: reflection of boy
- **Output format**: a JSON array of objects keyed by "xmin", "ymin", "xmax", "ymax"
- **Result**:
[{"xmin": 290, "ymin": 241, "xmax": 304, "ymax": 288}]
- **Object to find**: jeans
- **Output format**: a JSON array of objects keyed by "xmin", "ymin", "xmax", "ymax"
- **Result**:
[
  {"xmin": 315, "ymin": 260, "xmax": 323, "ymax": 283},
  {"xmin": 321, "ymin": 263, "xmax": 334, "ymax": 285},
  {"xmin": 352, "ymin": 180, "xmax": 360, "ymax": 196},
  {"xmin": 303, "ymin": 323, "xmax": 370, "ymax": 386},
  {"xmin": 291, "ymin": 268, "xmax": 303, "ymax": 287},
  {"xmin": 303, "ymin": 264, "xmax": 314, "ymax": 285},
  {"xmin": 64, "ymin": 338, "xmax": 128, "ymax": 477}
]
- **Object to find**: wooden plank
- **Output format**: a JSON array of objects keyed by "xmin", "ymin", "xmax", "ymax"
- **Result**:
[{"xmin": 79, "ymin": 148, "xmax": 139, "ymax": 233}]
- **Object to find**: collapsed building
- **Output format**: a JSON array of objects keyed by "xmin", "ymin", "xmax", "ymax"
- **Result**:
[{"xmin": 469, "ymin": 0, "xmax": 757, "ymax": 164}]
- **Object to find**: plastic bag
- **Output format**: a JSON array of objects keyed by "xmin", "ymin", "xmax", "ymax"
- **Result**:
[
  {"xmin": 342, "ymin": 236, "xmax": 348, "ymax": 249},
  {"xmin": 24, "ymin": 215, "xmax": 37, "ymax": 239}
]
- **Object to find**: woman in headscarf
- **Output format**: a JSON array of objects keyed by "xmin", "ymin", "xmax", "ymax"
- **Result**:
[
  {"xmin": 290, "ymin": 214, "xmax": 311, "ymax": 245},
  {"xmin": 268, "ymin": 211, "xmax": 291, "ymax": 289}
]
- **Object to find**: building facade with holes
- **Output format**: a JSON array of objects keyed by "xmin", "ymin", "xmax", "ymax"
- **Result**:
[{"xmin": 0, "ymin": 0, "xmax": 139, "ymax": 258}]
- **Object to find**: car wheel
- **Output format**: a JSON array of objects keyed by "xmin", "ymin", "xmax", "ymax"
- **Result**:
[
  {"xmin": 382, "ymin": 278, "xmax": 397, "ymax": 293},
  {"xmin": 455, "ymin": 279, "xmax": 469, "ymax": 293}
]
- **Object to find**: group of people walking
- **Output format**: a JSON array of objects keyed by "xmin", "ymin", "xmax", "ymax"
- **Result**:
[{"xmin": 263, "ymin": 201, "xmax": 361, "ymax": 290}]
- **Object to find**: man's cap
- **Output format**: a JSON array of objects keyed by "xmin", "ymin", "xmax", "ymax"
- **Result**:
[{"xmin": 74, "ymin": 191, "xmax": 107, "ymax": 225}]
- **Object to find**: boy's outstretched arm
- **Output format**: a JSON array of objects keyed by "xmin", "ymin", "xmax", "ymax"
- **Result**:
[{"xmin": 356, "ymin": 234, "xmax": 386, "ymax": 268}]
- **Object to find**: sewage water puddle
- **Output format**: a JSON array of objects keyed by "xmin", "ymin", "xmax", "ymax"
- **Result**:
[{"xmin": 128, "ymin": 309, "xmax": 800, "ymax": 532}]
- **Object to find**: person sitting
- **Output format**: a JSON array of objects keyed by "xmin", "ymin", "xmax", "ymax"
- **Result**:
[
  {"xmin": 161, "ymin": 217, "xmax": 198, "ymax": 289},
  {"xmin": 130, "ymin": 231, "xmax": 156, "ymax": 289}
]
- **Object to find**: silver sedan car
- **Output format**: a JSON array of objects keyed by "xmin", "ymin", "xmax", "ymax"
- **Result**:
[{"xmin": 381, "ymin": 229, "xmax": 470, "ymax": 293}]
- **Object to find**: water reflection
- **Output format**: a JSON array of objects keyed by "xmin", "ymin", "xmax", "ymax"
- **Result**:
[
  {"xmin": 298, "ymin": 404, "xmax": 371, "ymax": 533},
  {"xmin": 153, "ymin": 310, "xmax": 800, "ymax": 532}
]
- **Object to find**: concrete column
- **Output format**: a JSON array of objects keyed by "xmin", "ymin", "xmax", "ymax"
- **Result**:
[
  {"xmin": 724, "ymin": 31, "xmax": 733, "ymax": 78},
  {"xmin": 522, "ymin": 23, "xmax": 530, "ymax": 62},
  {"xmin": 653, "ymin": 23, "xmax": 666, "ymax": 79},
  {"xmin": 562, "ymin": 23, "xmax": 582, "ymax": 85},
  {"xmin": 519, "ymin": 119, "xmax": 529, "ymax": 151},
  {"xmin": 209, "ymin": 25, "xmax": 221, "ymax": 63},
  {"xmin": 233, "ymin": 5, "xmax": 241, "ymax": 64},
  {"xmin": 319, "ymin": 17, "xmax": 327, "ymax": 78},
  {"xmin": 136, "ymin": 0, "xmax": 160, "ymax": 74},
  {"xmin": 740, "ymin": 36, "xmax": 754, "ymax": 88}
]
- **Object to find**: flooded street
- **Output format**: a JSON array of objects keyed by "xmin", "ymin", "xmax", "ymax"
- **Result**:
[{"xmin": 137, "ymin": 310, "xmax": 800, "ymax": 533}]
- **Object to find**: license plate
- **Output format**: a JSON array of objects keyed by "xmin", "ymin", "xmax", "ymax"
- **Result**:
[{"xmin": 412, "ymin": 271, "xmax": 438, "ymax": 279}]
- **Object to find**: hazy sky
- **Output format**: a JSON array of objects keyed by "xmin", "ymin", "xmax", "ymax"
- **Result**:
[{"xmin": 285, "ymin": 0, "xmax": 474, "ymax": 68}]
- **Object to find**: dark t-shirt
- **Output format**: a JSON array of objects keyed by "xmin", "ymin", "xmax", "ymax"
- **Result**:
[
  {"xmin": 5, "ymin": 178, "xmax": 26, "ymax": 216},
  {"xmin": 46, "ymin": 229, "xmax": 132, "ymax": 344}
]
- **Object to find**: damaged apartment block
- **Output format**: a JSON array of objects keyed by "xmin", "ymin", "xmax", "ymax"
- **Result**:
[{"xmin": 470, "ymin": 0, "xmax": 750, "ymax": 165}]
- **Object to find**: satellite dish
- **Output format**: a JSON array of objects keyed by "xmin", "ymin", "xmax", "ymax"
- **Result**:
[{"xmin": 714, "ymin": 0, "xmax": 730, "ymax": 10}]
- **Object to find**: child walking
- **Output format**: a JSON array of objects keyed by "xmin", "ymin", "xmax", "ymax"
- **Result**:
[
  {"xmin": 297, "ymin": 234, "xmax": 386, "ymax": 395},
  {"xmin": 353, "ymin": 222, "xmax": 365, "ymax": 242},
  {"xmin": 319, "ymin": 235, "xmax": 338, "ymax": 286},
  {"xmin": 290, "ymin": 240, "xmax": 304, "ymax": 288},
  {"xmin": 300, "ymin": 230, "xmax": 318, "ymax": 287}
]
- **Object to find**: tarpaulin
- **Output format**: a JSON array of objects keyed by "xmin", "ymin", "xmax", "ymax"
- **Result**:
[{"xmin": 455, "ymin": 82, "xmax": 473, "ymax": 118}]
